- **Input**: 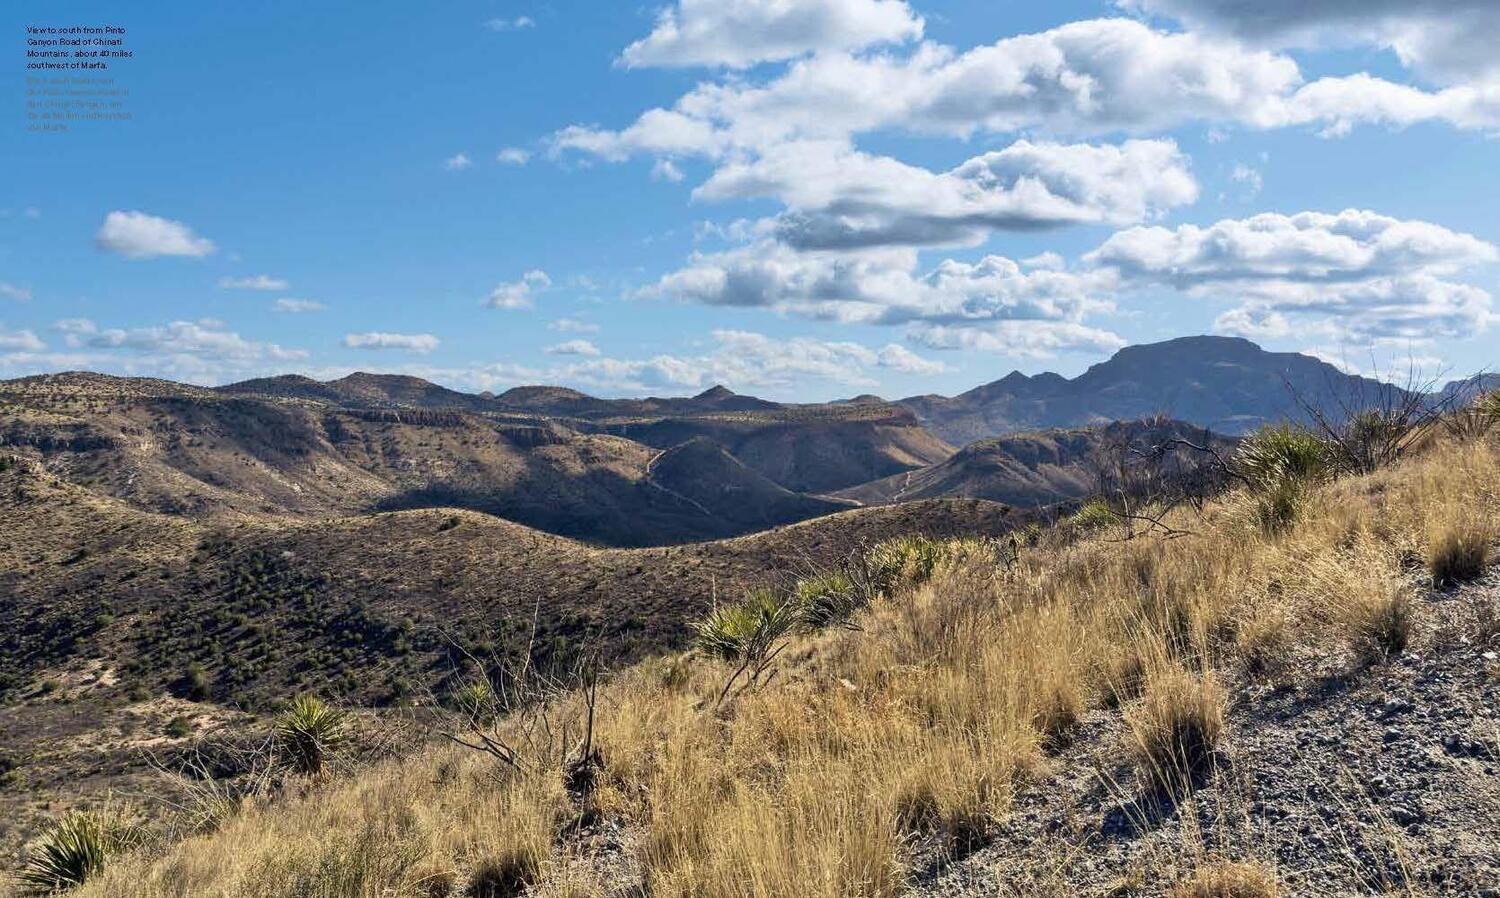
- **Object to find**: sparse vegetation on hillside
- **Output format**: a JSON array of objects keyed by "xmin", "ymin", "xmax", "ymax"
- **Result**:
[{"xmin": 31, "ymin": 415, "xmax": 1499, "ymax": 896}]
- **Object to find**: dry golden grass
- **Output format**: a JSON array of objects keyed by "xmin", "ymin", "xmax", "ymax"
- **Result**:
[
  {"xmin": 1170, "ymin": 859, "xmax": 1279, "ymax": 898},
  {"xmin": 1125, "ymin": 665, "xmax": 1226, "ymax": 795},
  {"xmin": 1427, "ymin": 506, "xmax": 1497, "ymax": 588},
  {"xmin": 42, "ymin": 435, "xmax": 1500, "ymax": 898}
]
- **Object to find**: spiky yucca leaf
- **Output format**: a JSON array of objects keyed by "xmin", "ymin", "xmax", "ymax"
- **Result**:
[
  {"xmin": 20, "ymin": 811, "xmax": 126, "ymax": 894},
  {"xmin": 794, "ymin": 571, "xmax": 861, "ymax": 631},
  {"xmin": 693, "ymin": 589, "xmax": 796, "ymax": 663},
  {"xmin": 1235, "ymin": 424, "xmax": 1329, "ymax": 492},
  {"xmin": 274, "ymin": 695, "xmax": 348, "ymax": 777}
]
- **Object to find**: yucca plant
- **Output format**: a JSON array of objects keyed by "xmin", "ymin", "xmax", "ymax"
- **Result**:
[
  {"xmin": 19, "ymin": 810, "xmax": 143, "ymax": 894},
  {"xmin": 693, "ymin": 589, "xmax": 796, "ymax": 664},
  {"xmin": 1235, "ymin": 424, "xmax": 1329, "ymax": 493},
  {"xmin": 1235, "ymin": 424, "xmax": 1329, "ymax": 530},
  {"xmin": 274, "ymin": 694, "xmax": 349, "ymax": 777},
  {"xmin": 452, "ymin": 679, "xmax": 496, "ymax": 722},
  {"xmin": 793, "ymin": 570, "xmax": 861, "ymax": 631},
  {"xmin": 865, "ymin": 536, "xmax": 948, "ymax": 595},
  {"xmin": 694, "ymin": 589, "xmax": 799, "ymax": 708}
]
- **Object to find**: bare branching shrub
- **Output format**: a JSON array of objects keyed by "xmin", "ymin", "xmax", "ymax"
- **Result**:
[
  {"xmin": 151, "ymin": 745, "xmax": 274, "ymax": 835},
  {"xmin": 1291, "ymin": 366, "xmax": 1448, "ymax": 477},
  {"xmin": 1126, "ymin": 666, "xmax": 1225, "ymax": 795},
  {"xmin": 1171, "ymin": 859, "xmax": 1278, "ymax": 898},
  {"xmin": 442, "ymin": 649, "xmax": 602, "ymax": 805},
  {"xmin": 1426, "ymin": 508, "xmax": 1495, "ymax": 588},
  {"xmin": 274, "ymin": 694, "xmax": 349, "ymax": 777},
  {"xmin": 1440, "ymin": 387, "xmax": 1500, "ymax": 442}
]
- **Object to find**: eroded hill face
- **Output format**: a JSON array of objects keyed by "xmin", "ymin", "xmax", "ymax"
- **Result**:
[
  {"xmin": 836, "ymin": 418, "xmax": 1235, "ymax": 508},
  {"xmin": 1, "ymin": 373, "xmax": 947, "ymax": 546}
]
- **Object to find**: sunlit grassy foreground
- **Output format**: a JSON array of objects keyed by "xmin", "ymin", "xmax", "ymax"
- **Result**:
[{"xmin": 48, "ymin": 434, "xmax": 1500, "ymax": 898}]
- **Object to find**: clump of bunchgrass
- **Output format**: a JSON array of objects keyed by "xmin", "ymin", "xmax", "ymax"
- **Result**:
[
  {"xmin": 274, "ymin": 694, "xmax": 349, "ymax": 777},
  {"xmin": 1171, "ymin": 859, "xmax": 1278, "ymax": 898},
  {"xmin": 1125, "ymin": 666, "xmax": 1225, "ymax": 796},
  {"xmin": 466, "ymin": 847, "xmax": 542, "ymax": 898},
  {"xmin": 1345, "ymin": 581, "xmax": 1414, "ymax": 663},
  {"xmin": 1426, "ymin": 509, "xmax": 1495, "ymax": 588}
]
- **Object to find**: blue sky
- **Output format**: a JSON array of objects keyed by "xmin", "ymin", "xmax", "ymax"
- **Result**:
[{"xmin": 5, "ymin": 0, "xmax": 1499, "ymax": 400}]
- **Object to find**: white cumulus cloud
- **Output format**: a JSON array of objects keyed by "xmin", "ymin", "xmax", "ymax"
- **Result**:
[
  {"xmin": 0, "ymin": 326, "xmax": 44, "ymax": 352},
  {"xmin": 96, "ymin": 211, "xmax": 215, "ymax": 259},
  {"xmin": 1085, "ymin": 209, "xmax": 1498, "ymax": 344},
  {"xmin": 486, "ymin": 270, "xmax": 552, "ymax": 309},
  {"xmin": 697, "ymin": 138, "xmax": 1198, "ymax": 250},
  {"xmin": 272, "ymin": 298, "xmax": 325, "ymax": 313},
  {"xmin": 545, "ymin": 339, "xmax": 602, "ymax": 356},
  {"xmin": 343, "ymin": 332, "xmax": 441, "ymax": 353},
  {"xmin": 621, "ymin": 0, "xmax": 923, "ymax": 69}
]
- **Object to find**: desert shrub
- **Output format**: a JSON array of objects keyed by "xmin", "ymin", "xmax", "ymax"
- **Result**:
[
  {"xmin": 1171, "ymin": 860, "xmax": 1278, "ymax": 898},
  {"xmin": 1068, "ymin": 499, "xmax": 1118, "ymax": 532},
  {"xmin": 20, "ymin": 810, "xmax": 144, "ymax": 895},
  {"xmin": 1477, "ymin": 391, "xmax": 1500, "ymax": 428},
  {"xmin": 865, "ymin": 536, "xmax": 948, "ymax": 595},
  {"xmin": 1125, "ymin": 666, "xmax": 1225, "ymax": 795},
  {"xmin": 466, "ymin": 847, "xmax": 541, "ymax": 898},
  {"xmin": 793, "ymin": 571, "xmax": 861, "ymax": 630},
  {"xmin": 274, "ymin": 694, "xmax": 349, "ymax": 777},
  {"xmin": 1426, "ymin": 510, "xmax": 1495, "ymax": 588},
  {"xmin": 179, "ymin": 662, "xmax": 211, "ymax": 702},
  {"xmin": 1016, "ymin": 521, "xmax": 1043, "ymax": 546},
  {"xmin": 163, "ymin": 715, "xmax": 193, "ymax": 739}
]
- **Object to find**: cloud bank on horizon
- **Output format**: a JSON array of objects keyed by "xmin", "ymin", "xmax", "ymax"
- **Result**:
[{"xmin": 3, "ymin": 0, "xmax": 1497, "ymax": 398}]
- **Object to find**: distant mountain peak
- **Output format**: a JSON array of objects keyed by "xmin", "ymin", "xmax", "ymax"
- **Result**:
[{"xmin": 694, "ymin": 385, "xmax": 736, "ymax": 401}]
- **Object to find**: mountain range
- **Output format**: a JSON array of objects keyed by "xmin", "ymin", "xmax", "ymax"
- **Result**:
[{"xmin": 1, "ymin": 336, "xmax": 1438, "ymax": 549}]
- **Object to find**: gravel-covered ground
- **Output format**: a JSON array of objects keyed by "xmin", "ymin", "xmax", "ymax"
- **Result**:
[{"xmin": 908, "ymin": 575, "xmax": 1500, "ymax": 897}]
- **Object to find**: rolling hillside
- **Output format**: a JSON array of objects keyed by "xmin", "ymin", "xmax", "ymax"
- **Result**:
[
  {"xmin": 836, "ymin": 419, "xmax": 1233, "ymax": 508},
  {"xmin": 0, "ymin": 373, "xmax": 893, "ymax": 546}
]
